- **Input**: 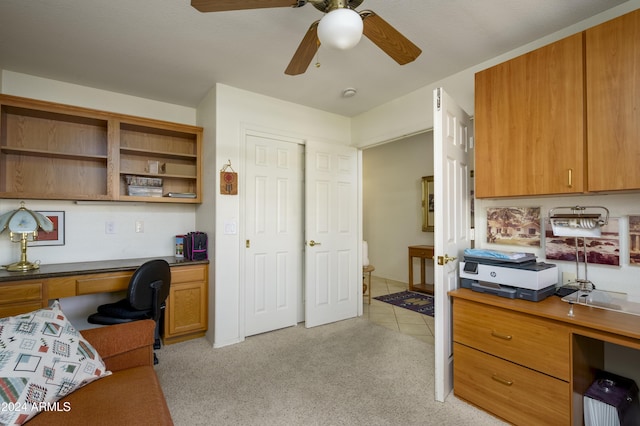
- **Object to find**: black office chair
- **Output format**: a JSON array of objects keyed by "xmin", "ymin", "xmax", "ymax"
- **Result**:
[{"xmin": 88, "ymin": 259, "xmax": 171, "ymax": 364}]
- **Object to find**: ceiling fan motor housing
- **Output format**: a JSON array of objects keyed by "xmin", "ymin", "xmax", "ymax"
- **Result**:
[{"xmin": 308, "ymin": 0, "xmax": 365, "ymax": 13}]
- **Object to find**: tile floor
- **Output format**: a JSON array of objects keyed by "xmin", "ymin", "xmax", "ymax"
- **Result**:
[{"xmin": 362, "ymin": 274, "xmax": 434, "ymax": 344}]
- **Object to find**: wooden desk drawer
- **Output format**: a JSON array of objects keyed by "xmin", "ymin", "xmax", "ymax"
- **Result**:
[
  {"xmin": 76, "ymin": 274, "xmax": 131, "ymax": 295},
  {"xmin": 0, "ymin": 302, "xmax": 44, "ymax": 317},
  {"xmin": 454, "ymin": 343, "xmax": 570, "ymax": 426},
  {"xmin": 409, "ymin": 247, "xmax": 433, "ymax": 258},
  {"xmin": 0, "ymin": 281, "xmax": 43, "ymax": 304},
  {"xmin": 453, "ymin": 298, "xmax": 571, "ymax": 380},
  {"xmin": 171, "ymin": 265, "xmax": 206, "ymax": 284}
]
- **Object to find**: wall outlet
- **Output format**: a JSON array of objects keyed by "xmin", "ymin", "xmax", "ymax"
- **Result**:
[
  {"xmin": 562, "ymin": 272, "xmax": 577, "ymax": 285},
  {"xmin": 135, "ymin": 220, "xmax": 144, "ymax": 233},
  {"xmin": 105, "ymin": 221, "xmax": 116, "ymax": 234}
]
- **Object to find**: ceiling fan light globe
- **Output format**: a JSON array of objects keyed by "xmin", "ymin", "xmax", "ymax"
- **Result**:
[{"xmin": 317, "ymin": 8, "xmax": 363, "ymax": 50}]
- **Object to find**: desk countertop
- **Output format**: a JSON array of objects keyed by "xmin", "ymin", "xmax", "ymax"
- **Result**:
[{"xmin": 0, "ymin": 256, "xmax": 209, "ymax": 283}]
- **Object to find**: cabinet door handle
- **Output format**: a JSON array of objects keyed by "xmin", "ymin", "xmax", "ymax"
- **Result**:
[
  {"xmin": 491, "ymin": 330, "xmax": 512, "ymax": 340},
  {"xmin": 491, "ymin": 374, "xmax": 513, "ymax": 386},
  {"xmin": 568, "ymin": 168, "xmax": 573, "ymax": 188}
]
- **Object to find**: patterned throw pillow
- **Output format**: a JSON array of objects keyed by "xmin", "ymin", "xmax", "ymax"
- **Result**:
[{"xmin": 0, "ymin": 301, "xmax": 111, "ymax": 425}]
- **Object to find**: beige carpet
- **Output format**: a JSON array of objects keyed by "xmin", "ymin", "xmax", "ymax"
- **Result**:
[{"xmin": 155, "ymin": 317, "xmax": 506, "ymax": 425}]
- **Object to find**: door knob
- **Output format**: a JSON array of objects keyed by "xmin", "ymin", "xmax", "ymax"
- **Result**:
[
  {"xmin": 308, "ymin": 240, "xmax": 321, "ymax": 247},
  {"xmin": 437, "ymin": 254, "xmax": 457, "ymax": 265}
]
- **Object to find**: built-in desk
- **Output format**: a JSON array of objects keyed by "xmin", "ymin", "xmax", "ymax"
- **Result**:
[
  {"xmin": 0, "ymin": 256, "xmax": 209, "ymax": 344},
  {"xmin": 450, "ymin": 288, "xmax": 640, "ymax": 425}
]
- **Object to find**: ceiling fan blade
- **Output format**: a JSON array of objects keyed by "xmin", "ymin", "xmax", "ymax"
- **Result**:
[
  {"xmin": 285, "ymin": 21, "xmax": 320, "ymax": 76},
  {"xmin": 191, "ymin": 0, "xmax": 298, "ymax": 13},
  {"xmin": 361, "ymin": 11, "xmax": 422, "ymax": 65}
]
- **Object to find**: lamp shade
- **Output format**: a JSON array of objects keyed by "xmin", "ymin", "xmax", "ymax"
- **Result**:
[
  {"xmin": 317, "ymin": 8, "xmax": 363, "ymax": 50},
  {"xmin": 0, "ymin": 201, "xmax": 54, "ymax": 234}
]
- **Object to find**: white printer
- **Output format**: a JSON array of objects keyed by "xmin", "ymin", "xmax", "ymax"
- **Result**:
[{"xmin": 459, "ymin": 249, "xmax": 558, "ymax": 301}]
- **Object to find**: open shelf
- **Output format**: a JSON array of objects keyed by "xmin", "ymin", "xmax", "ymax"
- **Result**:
[{"xmin": 0, "ymin": 94, "xmax": 202, "ymax": 203}]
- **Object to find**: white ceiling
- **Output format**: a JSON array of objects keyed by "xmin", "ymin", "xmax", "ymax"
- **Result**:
[{"xmin": 0, "ymin": 0, "xmax": 630, "ymax": 117}]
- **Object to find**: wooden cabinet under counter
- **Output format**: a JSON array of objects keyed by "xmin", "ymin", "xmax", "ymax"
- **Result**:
[
  {"xmin": 454, "ymin": 297, "xmax": 571, "ymax": 381},
  {"xmin": 0, "ymin": 280, "xmax": 44, "ymax": 318},
  {"xmin": 450, "ymin": 288, "xmax": 640, "ymax": 425},
  {"xmin": 0, "ymin": 258, "xmax": 208, "ymax": 344},
  {"xmin": 163, "ymin": 263, "xmax": 208, "ymax": 344},
  {"xmin": 453, "ymin": 297, "xmax": 571, "ymax": 425},
  {"xmin": 454, "ymin": 342, "xmax": 570, "ymax": 426}
]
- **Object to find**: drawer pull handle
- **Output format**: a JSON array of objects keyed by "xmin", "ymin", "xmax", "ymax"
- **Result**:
[
  {"xmin": 491, "ymin": 374, "xmax": 513, "ymax": 386},
  {"xmin": 491, "ymin": 330, "xmax": 512, "ymax": 340}
]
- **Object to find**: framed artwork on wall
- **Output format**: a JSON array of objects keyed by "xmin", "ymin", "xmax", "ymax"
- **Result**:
[
  {"xmin": 422, "ymin": 176, "xmax": 434, "ymax": 232},
  {"xmin": 486, "ymin": 207, "xmax": 541, "ymax": 247},
  {"xmin": 29, "ymin": 211, "xmax": 65, "ymax": 246}
]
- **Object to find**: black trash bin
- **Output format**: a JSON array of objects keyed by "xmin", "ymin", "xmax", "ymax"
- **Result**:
[{"xmin": 584, "ymin": 370, "xmax": 640, "ymax": 426}]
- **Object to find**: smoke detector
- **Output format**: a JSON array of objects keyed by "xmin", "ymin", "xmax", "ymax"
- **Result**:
[{"xmin": 342, "ymin": 88, "xmax": 357, "ymax": 98}]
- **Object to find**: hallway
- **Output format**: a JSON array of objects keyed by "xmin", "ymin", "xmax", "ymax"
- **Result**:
[{"xmin": 362, "ymin": 275, "xmax": 434, "ymax": 344}]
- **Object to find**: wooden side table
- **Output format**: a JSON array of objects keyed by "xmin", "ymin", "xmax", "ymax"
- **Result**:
[
  {"xmin": 408, "ymin": 245, "xmax": 434, "ymax": 294},
  {"xmin": 363, "ymin": 265, "xmax": 375, "ymax": 304}
]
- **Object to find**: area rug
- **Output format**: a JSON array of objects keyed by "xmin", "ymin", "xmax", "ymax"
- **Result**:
[{"xmin": 374, "ymin": 291, "xmax": 434, "ymax": 317}]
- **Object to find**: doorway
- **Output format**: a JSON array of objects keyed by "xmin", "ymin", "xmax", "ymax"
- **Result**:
[
  {"xmin": 361, "ymin": 132, "xmax": 435, "ymax": 342},
  {"xmin": 361, "ymin": 132, "xmax": 435, "ymax": 284}
]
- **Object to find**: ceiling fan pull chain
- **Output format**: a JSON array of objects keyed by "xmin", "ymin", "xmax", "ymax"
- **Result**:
[{"xmin": 315, "ymin": 41, "xmax": 321, "ymax": 68}]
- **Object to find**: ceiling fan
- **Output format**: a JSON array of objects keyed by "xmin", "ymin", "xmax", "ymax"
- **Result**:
[{"xmin": 191, "ymin": 0, "xmax": 422, "ymax": 75}]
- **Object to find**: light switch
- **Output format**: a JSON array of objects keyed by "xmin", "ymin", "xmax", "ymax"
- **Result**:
[{"xmin": 224, "ymin": 220, "xmax": 237, "ymax": 235}]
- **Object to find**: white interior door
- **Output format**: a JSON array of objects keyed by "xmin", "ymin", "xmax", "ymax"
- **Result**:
[
  {"xmin": 304, "ymin": 140, "xmax": 359, "ymax": 328},
  {"xmin": 244, "ymin": 134, "xmax": 303, "ymax": 336},
  {"xmin": 433, "ymin": 88, "xmax": 473, "ymax": 402}
]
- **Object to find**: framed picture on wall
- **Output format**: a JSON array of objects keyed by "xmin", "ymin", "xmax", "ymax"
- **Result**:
[
  {"xmin": 29, "ymin": 211, "xmax": 65, "ymax": 246},
  {"xmin": 422, "ymin": 176, "xmax": 434, "ymax": 232}
]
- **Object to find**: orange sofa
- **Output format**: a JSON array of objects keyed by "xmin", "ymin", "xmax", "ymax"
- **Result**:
[{"xmin": 28, "ymin": 320, "xmax": 173, "ymax": 425}]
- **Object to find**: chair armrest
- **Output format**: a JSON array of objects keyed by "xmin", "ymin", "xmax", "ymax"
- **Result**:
[{"xmin": 80, "ymin": 320, "xmax": 155, "ymax": 372}]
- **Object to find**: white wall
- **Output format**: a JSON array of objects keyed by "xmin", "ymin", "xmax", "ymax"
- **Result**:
[
  {"xmin": 195, "ymin": 86, "xmax": 217, "ymax": 344},
  {"xmin": 1, "ymin": 70, "xmax": 196, "ymax": 124},
  {"xmin": 363, "ymin": 132, "xmax": 434, "ymax": 282},
  {"xmin": 474, "ymin": 194, "xmax": 640, "ymax": 299},
  {"xmin": 203, "ymin": 84, "xmax": 352, "ymax": 348}
]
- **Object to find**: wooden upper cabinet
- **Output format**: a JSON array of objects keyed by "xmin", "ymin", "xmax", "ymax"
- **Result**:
[
  {"xmin": 474, "ymin": 33, "xmax": 585, "ymax": 198},
  {"xmin": 0, "ymin": 95, "xmax": 202, "ymax": 203},
  {"xmin": 586, "ymin": 9, "xmax": 640, "ymax": 192}
]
